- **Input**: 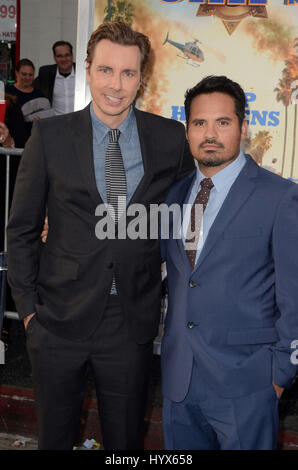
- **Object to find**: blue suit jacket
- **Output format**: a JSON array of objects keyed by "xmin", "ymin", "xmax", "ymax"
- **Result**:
[{"xmin": 161, "ymin": 155, "xmax": 298, "ymax": 401}]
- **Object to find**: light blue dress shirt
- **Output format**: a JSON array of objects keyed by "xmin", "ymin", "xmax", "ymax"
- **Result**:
[
  {"xmin": 90, "ymin": 103, "xmax": 144, "ymax": 205},
  {"xmin": 182, "ymin": 152, "xmax": 246, "ymax": 266},
  {"xmin": 90, "ymin": 103, "xmax": 144, "ymax": 294}
]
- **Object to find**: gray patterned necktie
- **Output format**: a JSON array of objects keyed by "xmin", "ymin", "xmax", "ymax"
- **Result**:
[
  {"xmin": 185, "ymin": 177, "xmax": 214, "ymax": 270},
  {"xmin": 105, "ymin": 129, "xmax": 127, "ymax": 293},
  {"xmin": 105, "ymin": 129, "xmax": 127, "ymax": 223}
]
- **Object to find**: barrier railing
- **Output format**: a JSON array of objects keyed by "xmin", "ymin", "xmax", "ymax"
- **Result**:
[
  {"xmin": 0, "ymin": 147, "xmax": 23, "ymax": 252},
  {"xmin": 0, "ymin": 147, "xmax": 23, "ymax": 323},
  {"xmin": 0, "ymin": 251, "xmax": 7, "ymax": 363}
]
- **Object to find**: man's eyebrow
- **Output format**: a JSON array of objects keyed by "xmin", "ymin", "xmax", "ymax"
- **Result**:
[
  {"xmin": 95, "ymin": 65, "xmax": 138, "ymax": 73},
  {"xmin": 191, "ymin": 118, "xmax": 205, "ymax": 123},
  {"xmin": 96, "ymin": 64, "xmax": 112, "ymax": 68},
  {"xmin": 216, "ymin": 116, "xmax": 232, "ymax": 121}
]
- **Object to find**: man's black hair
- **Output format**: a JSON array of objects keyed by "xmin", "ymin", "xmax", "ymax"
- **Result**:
[
  {"xmin": 184, "ymin": 75, "xmax": 246, "ymax": 129},
  {"xmin": 52, "ymin": 41, "xmax": 73, "ymax": 56}
]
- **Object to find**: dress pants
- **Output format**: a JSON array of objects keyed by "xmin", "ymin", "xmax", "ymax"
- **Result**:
[
  {"xmin": 26, "ymin": 296, "xmax": 153, "ymax": 450},
  {"xmin": 163, "ymin": 360, "xmax": 279, "ymax": 450}
]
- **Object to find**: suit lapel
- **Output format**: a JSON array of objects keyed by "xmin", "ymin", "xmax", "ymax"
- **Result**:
[
  {"xmin": 71, "ymin": 106, "xmax": 158, "ymax": 209},
  {"xmin": 49, "ymin": 65, "xmax": 58, "ymax": 102},
  {"xmin": 168, "ymin": 171, "xmax": 197, "ymax": 272},
  {"xmin": 194, "ymin": 155, "xmax": 259, "ymax": 271},
  {"xmin": 72, "ymin": 104, "xmax": 104, "ymax": 207},
  {"xmin": 128, "ymin": 108, "xmax": 157, "ymax": 206}
]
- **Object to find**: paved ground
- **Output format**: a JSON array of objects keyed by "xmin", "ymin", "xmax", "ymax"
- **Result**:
[
  {"xmin": 0, "ymin": 432, "xmax": 37, "ymax": 450},
  {"xmin": 0, "ymin": 432, "xmax": 104, "ymax": 450}
]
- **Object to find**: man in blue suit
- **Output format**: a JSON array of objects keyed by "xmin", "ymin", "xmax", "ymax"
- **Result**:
[{"xmin": 161, "ymin": 75, "xmax": 298, "ymax": 450}]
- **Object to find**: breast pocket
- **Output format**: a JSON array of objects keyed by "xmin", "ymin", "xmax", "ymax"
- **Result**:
[
  {"xmin": 223, "ymin": 227, "xmax": 263, "ymax": 239},
  {"xmin": 38, "ymin": 249, "xmax": 79, "ymax": 284}
]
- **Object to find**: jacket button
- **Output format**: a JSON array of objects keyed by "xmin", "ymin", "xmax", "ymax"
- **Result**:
[
  {"xmin": 187, "ymin": 321, "xmax": 195, "ymax": 329},
  {"xmin": 189, "ymin": 281, "xmax": 196, "ymax": 288},
  {"xmin": 107, "ymin": 262, "xmax": 114, "ymax": 269}
]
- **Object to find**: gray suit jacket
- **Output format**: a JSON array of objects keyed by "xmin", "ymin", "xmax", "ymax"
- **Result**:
[{"xmin": 7, "ymin": 104, "xmax": 195, "ymax": 342}]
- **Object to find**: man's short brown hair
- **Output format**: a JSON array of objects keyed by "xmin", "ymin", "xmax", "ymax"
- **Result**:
[{"xmin": 86, "ymin": 21, "xmax": 151, "ymax": 74}]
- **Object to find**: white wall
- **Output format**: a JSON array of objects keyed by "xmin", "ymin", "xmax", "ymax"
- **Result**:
[{"xmin": 20, "ymin": 0, "xmax": 78, "ymax": 72}]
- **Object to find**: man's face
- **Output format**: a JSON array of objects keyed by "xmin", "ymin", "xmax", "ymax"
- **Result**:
[
  {"xmin": 186, "ymin": 92, "xmax": 247, "ymax": 176},
  {"xmin": 54, "ymin": 45, "xmax": 73, "ymax": 74},
  {"xmin": 86, "ymin": 39, "xmax": 142, "ymax": 128}
]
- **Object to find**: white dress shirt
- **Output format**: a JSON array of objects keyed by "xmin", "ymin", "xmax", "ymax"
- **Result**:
[{"xmin": 52, "ymin": 66, "xmax": 75, "ymax": 115}]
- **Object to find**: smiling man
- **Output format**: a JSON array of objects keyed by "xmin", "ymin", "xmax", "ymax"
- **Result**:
[
  {"xmin": 86, "ymin": 38, "xmax": 142, "ymax": 127},
  {"xmin": 34, "ymin": 41, "xmax": 75, "ymax": 115},
  {"xmin": 161, "ymin": 75, "xmax": 298, "ymax": 450},
  {"xmin": 6, "ymin": 22, "xmax": 194, "ymax": 450}
]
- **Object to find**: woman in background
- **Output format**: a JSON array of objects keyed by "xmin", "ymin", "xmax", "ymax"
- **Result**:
[
  {"xmin": 5, "ymin": 58, "xmax": 53, "ymax": 142},
  {"xmin": 0, "ymin": 93, "xmax": 26, "ymax": 148}
]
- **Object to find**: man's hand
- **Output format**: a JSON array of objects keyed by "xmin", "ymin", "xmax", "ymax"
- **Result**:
[
  {"xmin": 273, "ymin": 382, "xmax": 284, "ymax": 399},
  {"xmin": 41, "ymin": 216, "xmax": 48, "ymax": 243},
  {"xmin": 0, "ymin": 122, "xmax": 14, "ymax": 148},
  {"xmin": 24, "ymin": 313, "xmax": 36, "ymax": 331}
]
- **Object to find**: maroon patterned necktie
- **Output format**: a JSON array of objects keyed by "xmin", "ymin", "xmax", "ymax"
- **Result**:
[{"xmin": 185, "ymin": 177, "xmax": 214, "ymax": 270}]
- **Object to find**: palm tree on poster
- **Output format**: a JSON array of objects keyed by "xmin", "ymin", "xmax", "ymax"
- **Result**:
[
  {"xmin": 104, "ymin": 0, "xmax": 134, "ymax": 25},
  {"xmin": 274, "ymin": 73, "xmax": 291, "ymax": 177},
  {"xmin": 290, "ymin": 92, "xmax": 297, "ymax": 179},
  {"xmin": 286, "ymin": 51, "xmax": 298, "ymax": 179},
  {"xmin": 274, "ymin": 38, "xmax": 298, "ymax": 179},
  {"xmin": 249, "ymin": 130, "xmax": 272, "ymax": 166}
]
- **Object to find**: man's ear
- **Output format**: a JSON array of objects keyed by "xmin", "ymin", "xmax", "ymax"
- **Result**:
[
  {"xmin": 241, "ymin": 119, "xmax": 248, "ymax": 140},
  {"xmin": 86, "ymin": 64, "xmax": 90, "ymax": 84}
]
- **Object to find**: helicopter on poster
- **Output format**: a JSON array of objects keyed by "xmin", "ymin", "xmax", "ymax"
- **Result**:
[
  {"xmin": 163, "ymin": 33, "xmax": 204, "ymax": 67},
  {"xmin": 163, "ymin": 32, "xmax": 226, "ymax": 67}
]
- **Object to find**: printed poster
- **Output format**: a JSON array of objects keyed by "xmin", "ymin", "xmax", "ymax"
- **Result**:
[{"xmin": 93, "ymin": 1, "xmax": 298, "ymax": 180}]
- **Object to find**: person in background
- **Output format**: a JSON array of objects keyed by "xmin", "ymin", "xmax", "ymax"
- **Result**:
[
  {"xmin": 1, "ymin": 93, "xmax": 26, "ymax": 149},
  {"xmin": 6, "ymin": 59, "xmax": 53, "ymax": 142},
  {"xmin": 0, "ymin": 93, "xmax": 26, "ymax": 234},
  {"xmin": 0, "ymin": 95, "xmax": 26, "ymax": 290},
  {"xmin": 34, "ymin": 41, "xmax": 75, "ymax": 115}
]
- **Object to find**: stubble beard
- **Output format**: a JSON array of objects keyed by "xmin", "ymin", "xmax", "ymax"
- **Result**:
[
  {"xmin": 196, "ymin": 141, "xmax": 238, "ymax": 168},
  {"xmin": 197, "ymin": 150, "xmax": 236, "ymax": 168}
]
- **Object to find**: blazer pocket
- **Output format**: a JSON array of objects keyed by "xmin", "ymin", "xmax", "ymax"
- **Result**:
[
  {"xmin": 223, "ymin": 227, "xmax": 263, "ymax": 239},
  {"xmin": 41, "ymin": 250, "xmax": 79, "ymax": 280},
  {"xmin": 227, "ymin": 327, "xmax": 279, "ymax": 345}
]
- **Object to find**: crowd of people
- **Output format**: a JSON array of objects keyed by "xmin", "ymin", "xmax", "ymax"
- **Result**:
[
  {"xmin": 0, "ymin": 40, "xmax": 75, "ymax": 251},
  {"xmin": 0, "ymin": 40, "xmax": 75, "ymax": 149},
  {"xmin": 0, "ymin": 44, "xmax": 76, "ymax": 317}
]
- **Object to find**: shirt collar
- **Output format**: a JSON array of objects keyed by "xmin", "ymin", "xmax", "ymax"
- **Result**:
[
  {"xmin": 55, "ymin": 66, "xmax": 75, "ymax": 78},
  {"xmin": 90, "ymin": 104, "xmax": 135, "ymax": 144},
  {"xmin": 195, "ymin": 151, "xmax": 246, "ymax": 193}
]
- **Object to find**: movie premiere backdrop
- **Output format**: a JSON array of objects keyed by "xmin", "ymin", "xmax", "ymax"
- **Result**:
[{"xmin": 90, "ymin": 0, "xmax": 298, "ymax": 180}]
